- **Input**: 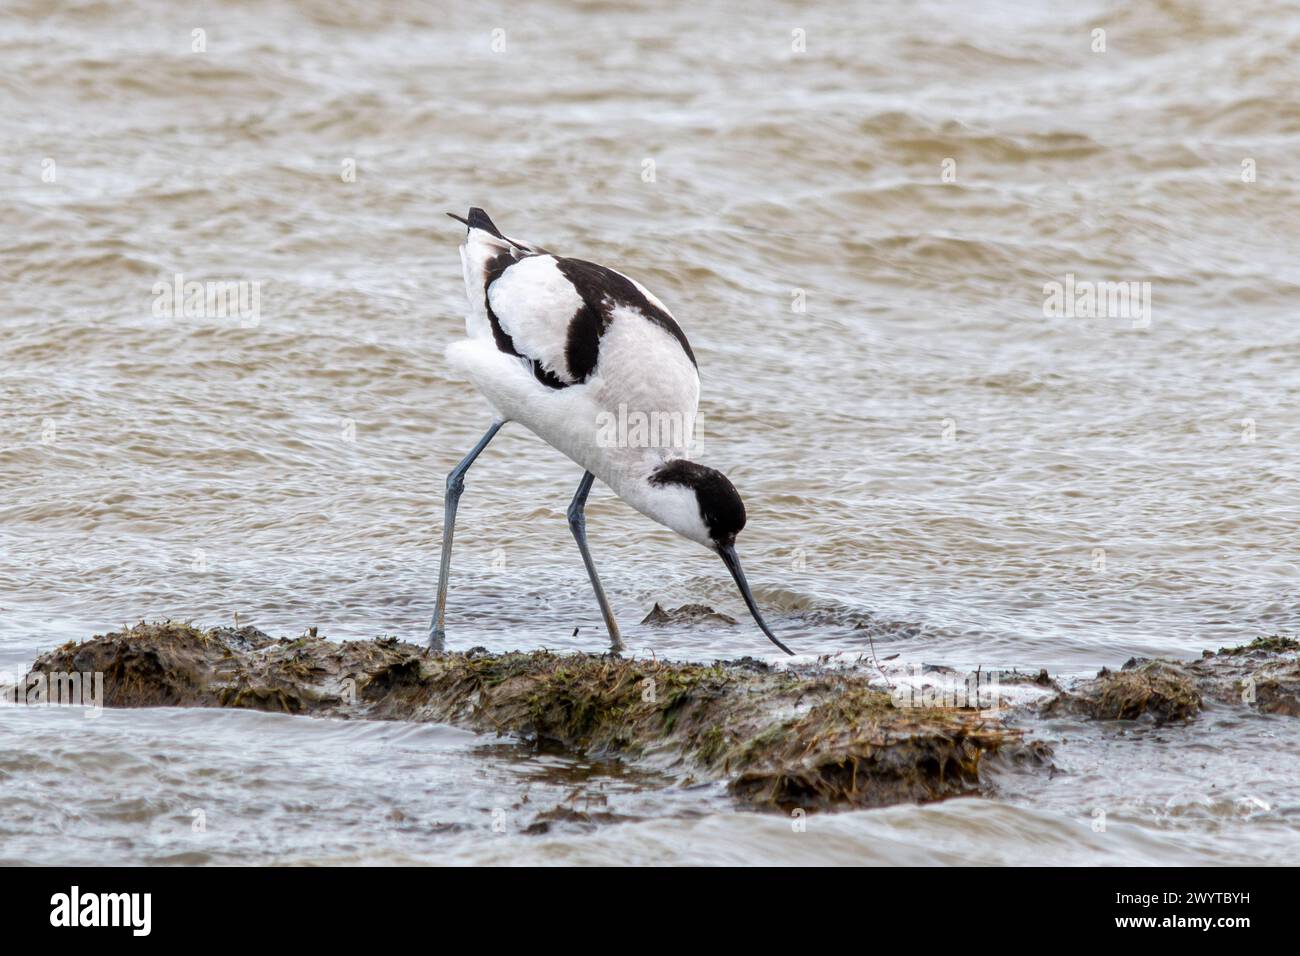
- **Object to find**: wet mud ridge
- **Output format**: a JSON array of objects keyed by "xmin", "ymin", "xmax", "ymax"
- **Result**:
[
  {"xmin": 30, "ymin": 624, "xmax": 1299, "ymax": 813},
  {"xmin": 1040, "ymin": 636, "xmax": 1300, "ymax": 722}
]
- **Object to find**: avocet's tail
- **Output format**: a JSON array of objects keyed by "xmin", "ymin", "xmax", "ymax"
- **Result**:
[
  {"xmin": 447, "ymin": 207, "xmax": 547, "ymax": 340},
  {"xmin": 447, "ymin": 207, "xmax": 549, "ymax": 255},
  {"xmin": 446, "ymin": 207, "xmax": 506, "ymax": 237}
]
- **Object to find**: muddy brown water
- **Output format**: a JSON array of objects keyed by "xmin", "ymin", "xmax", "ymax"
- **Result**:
[{"xmin": 2, "ymin": 0, "xmax": 1298, "ymax": 863}]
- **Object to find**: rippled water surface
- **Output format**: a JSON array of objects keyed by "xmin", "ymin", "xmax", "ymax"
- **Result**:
[{"xmin": 2, "ymin": 0, "xmax": 1298, "ymax": 864}]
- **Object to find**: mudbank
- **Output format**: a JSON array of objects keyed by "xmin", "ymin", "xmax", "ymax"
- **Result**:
[
  {"xmin": 30, "ymin": 621, "xmax": 1037, "ymax": 811},
  {"xmin": 28, "ymin": 623, "xmax": 1299, "ymax": 812}
]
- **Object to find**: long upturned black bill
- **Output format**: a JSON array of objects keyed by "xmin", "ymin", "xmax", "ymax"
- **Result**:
[{"xmin": 718, "ymin": 543, "xmax": 794, "ymax": 656}]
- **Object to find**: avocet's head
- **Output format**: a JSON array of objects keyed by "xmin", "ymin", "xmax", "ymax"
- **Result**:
[{"xmin": 647, "ymin": 460, "xmax": 793, "ymax": 655}]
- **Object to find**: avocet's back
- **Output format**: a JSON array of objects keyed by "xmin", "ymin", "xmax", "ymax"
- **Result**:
[{"xmin": 446, "ymin": 208, "xmax": 701, "ymax": 488}]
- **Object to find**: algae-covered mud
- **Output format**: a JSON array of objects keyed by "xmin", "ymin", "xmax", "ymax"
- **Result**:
[
  {"xmin": 27, "ymin": 622, "xmax": 1041, "ymax": 811},
  {"xmin": 13, "ymin": 621, "xmax": 1300, "ymax": 863}
]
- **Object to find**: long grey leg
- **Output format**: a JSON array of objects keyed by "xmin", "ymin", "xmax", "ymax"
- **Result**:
[
  {"xmin": 430, "ymin": 421, "xmax": 504, "ymax": 650},
  {"xmin": 567, "ymin": 471, "xmax": 623, "ymax": 653}
]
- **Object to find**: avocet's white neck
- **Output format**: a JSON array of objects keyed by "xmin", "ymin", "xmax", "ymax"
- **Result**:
[{"xmin": 613, "ymin": 468, "xmax": 712, "ymax": 547}]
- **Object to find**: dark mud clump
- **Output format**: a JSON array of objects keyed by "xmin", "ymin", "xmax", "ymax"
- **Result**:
[
  {"xmin": 1041, "ymin": 634, "xmax": 1300, "ymax": 723},
  {"xmin": 725, "ymin": 685, "xmax": 1029, "ymax": 810},
  {"xmin": 640, "ymin": 603, "xmax": 737, "ymax": 626},
  {"xmin": 991, "ymin": 668, "xmax": 1058, "ymax": 690},
  {"xmin": 1042, "ymin": 659, "xmax": 1201, "ymax": 724},
  {"xmin": 30, "ymin": 621, "xmax": 1042, "ymax": 813},
  {"xmin": 1195, "ymin": 634, "xmax": 1300, "ymax": 716}
]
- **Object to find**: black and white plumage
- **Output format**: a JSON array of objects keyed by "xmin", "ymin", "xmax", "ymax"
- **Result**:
[{"xmin": 431, "ymin": 207, "xmax": 791, "ymax": 656}]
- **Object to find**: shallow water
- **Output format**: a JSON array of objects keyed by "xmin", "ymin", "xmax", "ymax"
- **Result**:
[{"xmin": 2, "ymin": 0, "xmax": 1298, "ymax": 864}]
